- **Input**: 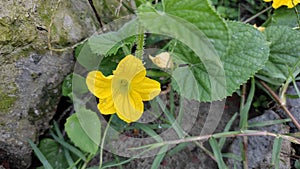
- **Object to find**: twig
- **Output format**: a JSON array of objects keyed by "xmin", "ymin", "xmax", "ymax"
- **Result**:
[
  {"xmin": 88, "ymin": 0, "xmax": 103, "ymax": 28},
  {"xmin": 259, "ymin": 80, "xmax": 300, "ymax": 130},
  {"xmin": 240, "ymin": 84, "xmax": 248, "ymax": 169},
  {"xmin": 130, "ymin": 130, "xmax": 300, "ymax": 150},
  {"xmin": 243, "ymin": 6, "xmax": 272, "ymax": 23}
]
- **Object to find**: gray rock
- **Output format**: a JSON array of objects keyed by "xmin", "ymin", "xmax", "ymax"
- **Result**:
[
  {"xmin": 227, "ymin": 110, "xmax": 290, "ymax": 169},
  {"xmin": 0, "ymin": 0, "xmax": 99, "ymax": 168},
  {"xmin": 285, "ymin": 82, "xmax": 300, "ymax": 131}
]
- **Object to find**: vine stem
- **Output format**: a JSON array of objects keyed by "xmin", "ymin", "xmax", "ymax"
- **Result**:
[
  {"xmin": 99, "ymin": 117, "xmax": 113, "ymax": 169},
  {"xmin": 243, "ymin": 6, "xmax": 272, "ymax": 23},
  {"xmin": 135, "ymin": 23, "xmax": 145, "ymax": 60},
  {"xmin": 133, "ymin": 130, "xmax": 300, "ymax": 150},
  {"xmin": 240, "ymin": 84, "xmax": 248, "ymax": 169},
  {"xmin": 259, "ymin": 80, "xmax": 300, "ymax": 130}
]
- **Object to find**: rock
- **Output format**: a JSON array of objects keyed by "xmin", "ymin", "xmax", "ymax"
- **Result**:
[
  {"xmin": 285, "ymin": 82, "xmax": 300, "ymax": 132},
  {"xmin": 0, "ymin": 0, "xmax": 99, "ymax": 168},
  {"xmin": 227, "ymin": 110, "xmax": 290, "ymax": 169}
]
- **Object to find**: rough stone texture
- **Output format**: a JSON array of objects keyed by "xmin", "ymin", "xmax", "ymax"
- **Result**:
[
  {"xmin": 285, "ymin": 82, "xmax": 300, "ymax": 132},
  {"xmin": 0, "ymin": 0, "xmax": 99, "ymax": 168},
  {"xmin": 227, "ymin": 110, "xmax": 291, "ymax": 169}
]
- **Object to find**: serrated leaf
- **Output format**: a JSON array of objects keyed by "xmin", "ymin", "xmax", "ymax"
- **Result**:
[
  {"xmin": 105, "ymin": 36, "xmax": 136, "ymax": 56},
  {"xmin": 88, "ymin": 19, "xmax": 138, "ymax": 56},
  {"xmin": 162, "ymin": 0, "xmax": 230, "ymax": 57},
  {"xmin": 65, "ymin": 108, "xmax": 100, "ymax": 154},
  {"xmin": 38, "ymin": 138, "xmax": 68, "ymax": 169},
  {"xmin": 172, "ymin": 22, "xmax": 269, "ymax": 101},
  {"xmin": 267, "ymin": 7, "xmax": 299, "ymax": 28},
  {"xmin": 137, "ymin": 1, "xmax": 230, "ymax": 101},
  {"xmin": 257, "ymin": 26, "xmax": 300, "ymax": 85}
]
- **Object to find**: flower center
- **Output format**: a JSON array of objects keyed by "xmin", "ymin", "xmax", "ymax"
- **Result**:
[{"xmin": 120, "ymin": 79, "xmax": 128, "ymax": 86}]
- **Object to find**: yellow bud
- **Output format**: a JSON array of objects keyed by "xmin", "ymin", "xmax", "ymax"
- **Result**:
[
  {"xmin": 149, "ymin": 52, "xmax": 174, "ymax": 69},
  {"xmin": 253, "ymin": 24, "xmax": 265, "ymax": 32}
]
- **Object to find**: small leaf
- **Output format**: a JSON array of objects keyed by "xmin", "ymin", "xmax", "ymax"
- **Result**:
[
  {"xmin": 38, "ymin": 138, "xmax": 69, "ymax": 169},
  {"xmin": 62, "ymin": 74, "xmax": 89, "ymax": 99},
  {"xmin": 28, "ymin": 139, "xmax": 53, "ymax": 169},
  {"xmin": 65, "ymin": 108, "xmax": 100, "ymax": 154},
  {"xmin": 257, "ymin": 26, "xmax": 300, "ymax": 85}
]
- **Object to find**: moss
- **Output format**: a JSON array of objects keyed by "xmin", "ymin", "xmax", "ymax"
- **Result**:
[{"xmin": 0, "ymin": 89, "xmax": 17, "ymax": 113}]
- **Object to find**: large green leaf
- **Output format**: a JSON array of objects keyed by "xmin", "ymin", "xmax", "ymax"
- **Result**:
[
  {"xmin": 172, "ymin": 22, "xmax": 269, "ymax": 101},
  {"xmin": 137, "ymin": 1, "xmax": 229, "ymax": 101},
  {"xmin": 65, "ymin": 108, "xmax": 100, "ymax": 154},
  {"xmin": 38, "ymin": 138, "xmax": 68, "ymax": 169},
  {"xmin": 257, "ymin": 26, "xmax": 300, "ymax": 85},
  {"xmin": 223, "ymin": 22, "xmax": 269, "ymax": 94},
  {"xmin": 163, "ymin": 0, "xmax": 229, "ymax": 57}
]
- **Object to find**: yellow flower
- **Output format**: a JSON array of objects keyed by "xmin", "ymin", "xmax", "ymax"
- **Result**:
[
  {"xmin": 86, "ymin": 55, "xmax": 161, "ymax": 123},
  {"xmin": 264, "ymin": 0, "xmax": 300, "ymax": 9}
]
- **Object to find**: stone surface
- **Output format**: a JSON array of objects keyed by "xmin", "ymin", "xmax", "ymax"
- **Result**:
[
  {"xmin": 227, "ymin": 110, "xmax": 290, "ymax": 169},
  {"xmin": 285, "ymin": 82, "xmax": 300, "ymax": 132},
  {"xmin": 0, "ymin": 0, "xmax": 99, "ymax": 168}
]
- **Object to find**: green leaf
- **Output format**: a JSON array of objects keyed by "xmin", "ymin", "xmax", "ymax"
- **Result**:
[
  {"xmin": 172, "ymin": 22, "xmax": 269, "ymax": 101},
  {"xmin": 162, "ymin": 0, "xmax": 230, "ymax": 57},
  {"xmin": 137, "ymin": 0, "xmax": 230, "ymax": 101},
  {"xmin": 65, "ymin": 108, "xmax": 101, "ymax": 154},
  {"xmin": 257, "ymin": 26, "xmax": 300, "ymax": 85},
  {"xmin": 295, "ymin": 160, "xmax": 300, "ymax": 169},
  {"xmin": 38, "ymin": 138, "xmax": 69, "ymax": 169},
  {"xmin": 271, "ymin": 137, "xmax": 283, "ymax": 169},
  {"xmin": 62, "ymin": 73, "xmax": 89, "ymax": 99},
  {"xmin": 28, "ymin": 139, "xmax": 53, "ymax": 169},
  {"xmin": 267, "ymin": 7, "xmax": 299, "ymax": 28},
  {"xmin": 88, "ymin": 19, "xmax": 137, "ymax": 56}
]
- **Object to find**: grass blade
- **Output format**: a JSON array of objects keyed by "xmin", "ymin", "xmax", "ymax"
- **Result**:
[
  {"xmin": 50, "ymin": 130, "xmax": 86, "ymax": 161},
  {"xmin": 248, "ymin": 118, "xmax": 291, "ymax": 128},
  {"xmin": 271, "ymin": 137, "xmax": 283, "ymax": 169},
  {"xmin": 209, "ymin": 137, "xmax": 228, "ymax": 169},
  {"xmin": 240, "ymin": 78, "xmax": 255, "ymax": 129},
  {"xmin": 28, "ymin": 139, "xmax": 53, "ymax": 169},
  {"xmin": 151, "ymin": 145, "xmax": 169, "ymax": 169},
  {"xmin": 218, "ymin": 112, "xmax": 238, "ymax": 148},
  {"xmin": 135, "ymin": 123, "xmax": 163, "ymax": 142},
  {"xmin": 156, "ymin": 97, "xmax": 185, "ymax": 138}
]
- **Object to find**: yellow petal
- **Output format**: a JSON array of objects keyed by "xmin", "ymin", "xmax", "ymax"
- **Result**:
[
  {"xmin": 266, "ymin": 0, "xmax": 300, "ymax": 9},
  {"xmin": 113, "ymin": 55, "xmax": 145, "ymax": 81},
  {"xmin": 97, "ymin": 96, "xmax": 116, "ymax": 115},
  {"xmin": 113, "ymin": 89, "xmax": 144, "ymax": 123},
  {"xmin": 131, "ymin": 77, "xmax": 161, "ymax": 101},
  {"xmin": 86, "ymin": 71, "xmax": 113, "ymax": 99}
]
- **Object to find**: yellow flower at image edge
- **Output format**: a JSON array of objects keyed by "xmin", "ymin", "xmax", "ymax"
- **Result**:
[
  {"xmin": 264, "ymin": 0, "xmax": 300, "ymax": 9},
  {"xmin": 86, "ymin": 55, "xmax": 161, "ymax": 123}
]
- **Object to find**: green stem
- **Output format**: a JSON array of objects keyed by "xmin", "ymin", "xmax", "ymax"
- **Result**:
[
  {"xmin": 135, "ymin": 24, "xmax": 145, "ymax": 60},
  {"xmin": 243, "ymin": 6, "xmax": 272, "ymax": 23},
  {"xmin": 99, "ymin": 117, "xmax": 113, "ymax": 169},
  {"xmin": 292, "ymin": 0, "xmax": 300, "ymax": 29}
]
